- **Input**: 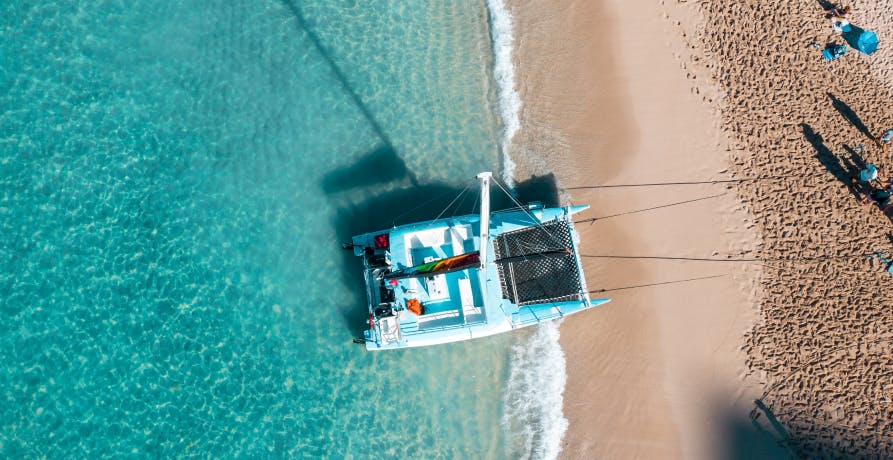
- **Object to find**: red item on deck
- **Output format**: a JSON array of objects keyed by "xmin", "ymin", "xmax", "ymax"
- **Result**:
[
  {"xmin": 406, "ymin": 299, "xmax": 423, "ymax": 315},
  {"xmin": 374, "ymin": 233, "xmax": 389, "ymax": 249}
]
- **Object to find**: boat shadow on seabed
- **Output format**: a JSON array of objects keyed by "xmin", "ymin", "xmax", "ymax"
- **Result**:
[
  {"xmin": 322, "ymin": 155, "xmax": 561, "ymax": 338},
  {"xmin": 278, "ymin": 0, "xmax": 565, "ymax": 339}
]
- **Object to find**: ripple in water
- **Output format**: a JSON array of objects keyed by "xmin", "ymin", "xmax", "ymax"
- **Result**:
[{"xmin": 1, "ymin": 1, "xmax": 508, "ymax": 457}]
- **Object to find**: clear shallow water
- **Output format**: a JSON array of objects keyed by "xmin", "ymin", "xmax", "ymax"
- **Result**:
[{"xmin": 0, "ymin": 1, "xmax": 527, "ymax": 457}]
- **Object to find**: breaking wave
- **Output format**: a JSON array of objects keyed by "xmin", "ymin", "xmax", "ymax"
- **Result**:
[
  {"xmin": 501, "ymin": 321, "xmax": 570, "ymax": 460},
  {"xmin": 486, "ymin": 1, "xmax": 569, "ymax": 458},
  {"xmin": 485, "ymin": 0, "xmax": 520, "ymax": 186}
]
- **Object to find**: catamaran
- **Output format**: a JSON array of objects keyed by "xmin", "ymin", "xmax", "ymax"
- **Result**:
[{"xmin": 348, "ymin": 172, "xmax": 609, "ymax": 350}]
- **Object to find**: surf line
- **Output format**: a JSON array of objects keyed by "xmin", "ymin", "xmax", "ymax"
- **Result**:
[
  {"xmin": 483, "ymin": 4, "xmax": 571, "ymax": 458},
  {"xmin": 485, "ymin": 0, "xmax": 521, "ymax": 187}
]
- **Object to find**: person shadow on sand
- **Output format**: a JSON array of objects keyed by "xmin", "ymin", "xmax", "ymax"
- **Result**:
[
  {"xmin": 802, "ymin": 123, "xmax": 862, "ymax": 200},
  {"xmin": 840, "ymin": 144, "xmax": 869, "ymax": 180},
  {"xmin": 827, "ymin": 93, "xmax": 877, "ymax": 144}
]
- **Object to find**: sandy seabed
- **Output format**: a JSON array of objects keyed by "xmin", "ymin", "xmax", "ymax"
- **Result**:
[{"xmin": 509, "ymin": 0, "xmax": 893, "ymax": 458}]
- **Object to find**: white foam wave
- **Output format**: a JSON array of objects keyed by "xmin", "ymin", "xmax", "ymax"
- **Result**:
[
  {"xmin": 485, "ymin": 0, "xmax": 520, "ymax": 187},
  {"xmin": 501, "ymin": 321, "xmax": 569, "ymax": 460}
]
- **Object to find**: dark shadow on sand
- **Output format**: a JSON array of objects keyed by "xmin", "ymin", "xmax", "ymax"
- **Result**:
[
  {"xmin": 716, "ymin": 399, "xmax": 863, "ymax": 459},
  {"xmin": 716, "ymin": 405, "xmax": 792, "ymax": 460},
  {"xmin": 827, "ymin": 92, "xmax": 875, "ymax": 142},
  {"xmin": 816, "ymin": 0, "xmax": 836, "ymax": 11},
  {"xmin": 840, "ymin": 143, "xmax": 867, "ymax": 169},
  {"xmin": 326, "ymin": 172, "xmax": 559, "ymax": 337},
  {"xmin": 725, "ymin": 398, "xmax": 893, "ymax": 458},
  {"xmin": 802, "ymin": 123, "xmax": 862, "ymax": 200},
  {"xmin": 842, "ymin": 24, "xmax": 866, "ymax": 51}
]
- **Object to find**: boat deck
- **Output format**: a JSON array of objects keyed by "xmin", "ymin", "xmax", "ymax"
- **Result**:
[
  {"xmin": 386, "ymin": 218, "xmax": 488, "ymax": 330},
  {"xmin": 353, "ymin": 204, "xmax": 610, "ymax": 350}
]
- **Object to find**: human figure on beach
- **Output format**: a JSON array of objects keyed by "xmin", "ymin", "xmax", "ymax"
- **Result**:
[
  {"xmin": 850, "ymin": 162, "xmax": 879, "ymax": 200},
  {"xmin": 858, "ymin": 163, "xmax": 878, "ymax": 183},
  {"xmin": 854, "ymin": 167, "xmax": 893, "ymax": 214},
  {"xmin": 881, "ymin": 129, "xmax": 893, "ymax": 146},
  {"xmin": 825, "ymin": 5, "xmax": 851, "ymax": 19},
  {"xmin": 881, "ymin": 180, "xmax": 893, "ymax": 213},
  {"xmin": 827, "ymin": 5, "xmax": 851, "ymax": 33},
  {"xmin": 863, "ymin": 186, "xmax": 893, "ymax": 212},
  {"xmin": 831, "ymin": 15, "xmax": 850, "ymax": 33}
]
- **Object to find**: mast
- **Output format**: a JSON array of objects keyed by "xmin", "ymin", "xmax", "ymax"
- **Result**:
[{"xmin": 476, "ymin": 172, "xmax": 492, "ymax": 269}]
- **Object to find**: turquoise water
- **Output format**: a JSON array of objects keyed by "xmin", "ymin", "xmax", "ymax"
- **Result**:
[{"xmin": 0, "ymin": 1, "xmax": 520, "ymax": 457}]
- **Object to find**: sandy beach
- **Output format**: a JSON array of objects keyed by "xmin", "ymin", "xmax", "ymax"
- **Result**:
[{"xmin": 510, "ymin": 0, "xmax": 893, "ymax": 457}]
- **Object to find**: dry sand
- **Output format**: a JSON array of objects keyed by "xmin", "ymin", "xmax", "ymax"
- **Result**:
[{"xmin": 509, "ymin": 0, "xmax": 893, "ymax": 458}]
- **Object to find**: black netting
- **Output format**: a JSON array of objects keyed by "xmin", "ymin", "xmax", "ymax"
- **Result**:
[{"xmin": 494, "ymin": 218, "xmax": 583, "ymax": 305}]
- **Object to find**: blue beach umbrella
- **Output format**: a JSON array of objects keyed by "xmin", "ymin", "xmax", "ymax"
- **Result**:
[
  {"xmin": 843, "ymin": 27, "xmax": 879, "ymax": 55},
  {"xmin": 857, "ymin": 30, "xmax": 879, "ymax": 54}
]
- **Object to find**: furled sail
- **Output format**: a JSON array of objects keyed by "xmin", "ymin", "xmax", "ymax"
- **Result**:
[{"xmin": 384, "ymin": 251, "xmax": 480, "ymax": 280}]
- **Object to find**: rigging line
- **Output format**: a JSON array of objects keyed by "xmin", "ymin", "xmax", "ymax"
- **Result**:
[
  {"xmin": 581, "ymin": 257, "xmax": 876, "ymax": 281},
  {"xmin": 566, "ymin": 173, "xmax": 828, "ymax": 190},
  {"xmin": 491, "ymin": 177, "xmax": 527, "ymax": 212},
  {"xmin": 492, "ymin": 178, "xmax": 536, "ymax": 218},
  {"xmin": 575, "ymin": 193, "xmax": 726, "ymax": 225},
  {"xmin": 392, "ymin": 180, "xmax": 473, "ymax": 224},
  {"xmin": 472, "ymin": 188, "xmax": 479, "ymax": 215},
  {"xmin": 491, "ymin": 177, "xmax": 564, "ymax": 247},
  {"xmin": 580, "ymin": 253, "xmax": 873, "ymax": 263},
  {"xmin": 589, "ymin": 274, "xmax": 727, "ymax": 294},
  {"xmin": 442, "ymin": 187, "xmax": 470, "ymax": 221},
  {"xmin": 433, "ymin": 186, "xmax": 469, "ymax": 222},
  {"xmin": 452, "ymin": 183, "xmax": 474, "ymax": 218},
  {"xmin": 492, "ymin": 205, "xmax": 527, "ymax": 214}
]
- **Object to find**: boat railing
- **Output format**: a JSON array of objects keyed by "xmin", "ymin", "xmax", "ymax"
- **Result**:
[
  {"xmin": 491, "ymin": 202, "xmax": 544, "ymax": 215},
  {"xmin": 417, "ymin": 309, "xmax": 461, "ymax": 323},
  {"xmin": 400, "ymin": 319, "xmax": 487, "ymax": 336},
  {"xmin": 513, "ymin": 303, "xmax": 565, "ymax": 327}
]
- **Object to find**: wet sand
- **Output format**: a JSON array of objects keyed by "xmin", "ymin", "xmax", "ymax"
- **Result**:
[{"xmin": 510, "ymin": 0, "xmax": 893, "ymax": 457}]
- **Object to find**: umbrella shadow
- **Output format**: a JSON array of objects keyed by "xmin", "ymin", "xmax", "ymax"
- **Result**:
[{"xmin": 842, "ymin": 24, "xmax": 866, "ymax": 50}]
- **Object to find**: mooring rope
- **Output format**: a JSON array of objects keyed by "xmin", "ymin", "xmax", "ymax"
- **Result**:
[{"xmin": 574, "ymin": 193, "xmax": 725, "ymax": 224}]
